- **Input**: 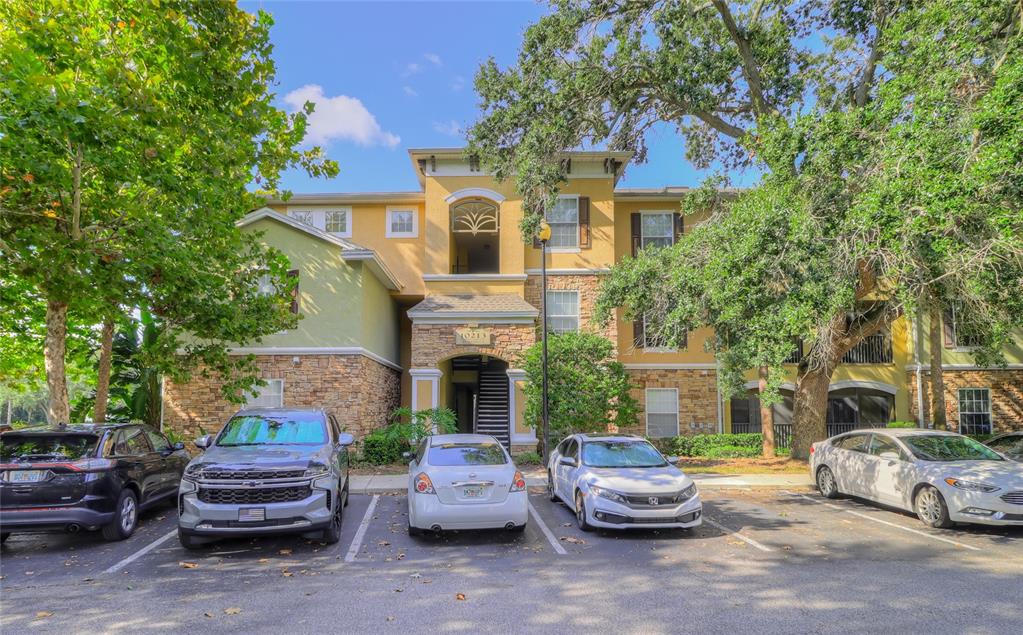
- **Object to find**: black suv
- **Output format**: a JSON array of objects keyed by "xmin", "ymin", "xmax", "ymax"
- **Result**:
[{"xmin": 0, "ymin": 423, "xmax": 189, "ymax": 542}]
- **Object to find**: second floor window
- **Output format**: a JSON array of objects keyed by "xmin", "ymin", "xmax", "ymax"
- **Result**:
[
  {"xmin": 641, "ymin": 212, "xmax": 675, "ymax": 250},
  {"xmin": 324, "ymin": 210, "xmax": 348, "ymax": 234},
  {"xmin": 288, "ymin": 208, "xmax": 351, "ymax": 237},
  {"xmin": 546, "ymin": 196, "xmax": 579, "ymax": 249},
  {"xmin": 944, "ymin": 303, "xmax": 983, "ymax": 348},
  {"xmin": 546, "ymin": 290, "xmax": 579, "ymax": 333},
  {"xmin": 387, "ymin": 208, "xmax": 418, "ymax": 238}
]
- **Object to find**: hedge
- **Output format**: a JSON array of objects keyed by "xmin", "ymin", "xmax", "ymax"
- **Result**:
[
  {"xmin": 658, "ymin": 433, "xmax": 764, "ymax": 458},
  {"xmin": 360, "ymin": 430, "xmax": 408, "ymax": 465}
]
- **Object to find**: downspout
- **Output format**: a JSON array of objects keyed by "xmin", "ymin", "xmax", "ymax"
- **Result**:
[
  {"xmin": 159, "ymin": 375, "xmax": 166, "ymax": 433},
  {"xmin": 715, "ymin": 357, "xmax": 723, "ymax": 433},
  {"xmin": 911, "ymin": 319, "xmax": 925, "ymax": 429}
]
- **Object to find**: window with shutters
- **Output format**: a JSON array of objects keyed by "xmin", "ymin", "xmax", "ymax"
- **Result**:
[
  {"xmin": 546, "ymin": 290, "xmax": 579, "ymax": 333},
  {"xmin": 546, "ymin": 196, "xmax": 579, "ymax": 250},
  {"xmin": 641, "ymin": 212, "xmax": 675, "ymax": 250},
  {"xmin": 646, "ymin": 388, "xmax": 679, "ymax": 438},
  {"xmin": 641, "ymin": 313, "xmax": 686, "ymax": 351}
]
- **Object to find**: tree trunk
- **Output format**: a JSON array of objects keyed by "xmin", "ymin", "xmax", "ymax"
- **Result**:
[
  {"xmin": 928, "ymin": 304, "xmax": 948, "ymax": 430},
  {"xmin": 44, "ymin": 300, "xmax": 71, "ymax": 424},
  {"xmin": 790, "ymin": 364, "xmax": 832, "ymax": 460},
  {"xmin": 145, "ymin": 372, "xmax": 161, "ymax": 427},
  {"xmin": 758, "ymin": 365, "xmax": 775, "ymax": 457},
  {"xmin": 93, "ymin": 317, "xmax": 115, "ymax": 423}
]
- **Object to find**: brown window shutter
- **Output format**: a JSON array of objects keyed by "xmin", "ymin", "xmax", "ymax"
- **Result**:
[
  {"xmin": 633, "ymin": 319, "xmax": 645, "ymax": 348},
  {"xmin": 532, "ymin": 234, "xmax": 542, "ymax": 249},
  {"xmin": 578, "ymin": 197, "xmax": 591, "ymax": 249},
  {"xmin": 942, "ymin": 309, "xmax": 955, "ymax": 348},
  {"xmin": 673, "ymin": 212, "xmax": 683, "ymax": 244},
  {"xmin": 287, "ymin": 269, "xmax": 300, "ymax": 314},
  {"xmin": 680, "ymin": 328, "xmax": 688, "ymax": 349},
  {"xmin": 630, "ymin": 213, "xmax": 641, "ymax": 257}
]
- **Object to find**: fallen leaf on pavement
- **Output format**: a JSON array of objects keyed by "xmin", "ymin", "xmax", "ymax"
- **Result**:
[
  {"xmin": 559, "ymin": 536, "xmax": 586, "ymax": 544},
  {"xmin": 409, "ymin": 573, "xmax": 422, "ymax": 579},
  {"xmin": 455, "ymin": 593, "xmax": 466, "ymax": 601},
  {"xmin": 258, "ymin": 558, "xmax": 270, "ymax": 563},
  {"xmin": 224, "ymin": 607, "xmax": 242, "ymax": 615},
  {"xmin": 561, "ymin": 523, "xmax": 572, "ymax": 527},
  {"xmin": 282, "ymin": 570, "xmax": 294, "ymax": 577},
  {"xmin": 203, "ymin": 612, "xmax": 214, "ymax": 618},
  {"xmin": 279, "ymin": 549, "xmax": 292, "ymax": 556},
  {"xmin": 35, "ymin": 611, "xmax": 53, "ymax": 619},
  {"xmin": 386, "ymin": 616, "xmax": 396, "ymax": 622},
  {"xmin": 377, "ymin": 540, "xmax": 390, "ymax": 546},
  {"xmin": 179, "ymin": 562, "xmax": 199, "ymax": 569}
]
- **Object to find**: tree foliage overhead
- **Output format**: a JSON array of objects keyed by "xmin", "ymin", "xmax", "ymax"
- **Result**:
[{"xmin": 0, "ymin": 1, "xmax": 339, "ymax": 419}]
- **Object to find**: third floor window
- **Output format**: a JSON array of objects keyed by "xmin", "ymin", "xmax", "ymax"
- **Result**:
[{"xmin": 546, "ymin": 196, "xmax": 579, "ymax": 250}]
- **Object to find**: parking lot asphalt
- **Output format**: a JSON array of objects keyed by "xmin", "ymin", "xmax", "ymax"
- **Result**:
[{"xmin": 2, "ymin": 487, "xmax": 1021, "ymax": 634}]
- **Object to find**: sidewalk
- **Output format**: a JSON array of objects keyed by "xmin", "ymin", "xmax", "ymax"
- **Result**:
[{"xmin": 350, "ymin": 471, "xmax": 813, "ymax": 494}]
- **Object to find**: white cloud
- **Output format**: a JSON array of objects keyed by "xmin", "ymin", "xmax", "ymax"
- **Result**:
[
  {"xmin": 432, "ymin": 120, "xmax": 462, "ymax": 137},
  {"xmin": 400, "ymin": 62, "xmax": 421, "ymax": 78},
  {"xmin": 284, "ymin": 84, "xmax": 400, "ymax": 148},
  {"xmin": 402, "ymin": 86, "xmax": 419, "ymax": 97},
  {"xmin": 450, "ymin": 75, "xmax": 466, "ymax": 92},
  {"xmin": 424, "ymin": 53, "xmax": 442, "ymax": 67}
]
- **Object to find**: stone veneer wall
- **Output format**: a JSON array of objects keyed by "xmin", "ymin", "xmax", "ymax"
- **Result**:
[
  {"xmin": 525, "ymin": 273, "xmax": 617, "ymax": 346},
  {"xmin": 907, "ymin": 368, "xmax": 1023, "ymax": 433},
  {"xmin": 618, "ymin": 368, "xmax": 720, "ymax": 437},
  {"xmin": 410, "ymin": 323, "xmax": 536, "ymax": 368},
  {"xmin": 163, "ymin": 354, "xmax": 400, "ymax": 443}
]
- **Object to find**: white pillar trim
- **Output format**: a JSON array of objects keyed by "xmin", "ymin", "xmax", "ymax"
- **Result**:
[
  {"xmin": 507, "ymin": 369, "xmax": 535, "ymax": 444},
  {"xmin": 410, "ymin": 368, "xmax": 443, "ymax": 410}
]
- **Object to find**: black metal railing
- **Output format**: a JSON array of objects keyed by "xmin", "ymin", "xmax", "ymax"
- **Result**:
[
  {"xmin": 731, "ymin": 422, "xmax": 886, "ymax": 449},
  {"xmin": 841, "ymin": 334, "xmax": 893, "ymax": 364}
]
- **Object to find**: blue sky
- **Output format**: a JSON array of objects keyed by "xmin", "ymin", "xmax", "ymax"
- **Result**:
[{"xmin": 242, "ymin": 1, "xmax": 756, "ymax": 193}]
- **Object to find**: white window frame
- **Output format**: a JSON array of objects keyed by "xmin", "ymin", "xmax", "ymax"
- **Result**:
[
  {"xmin": 545, "ymin": 289, "xmax": 580, "ymax": 334},
  {"xmin": 640, "ymin": 210, "xmax": 676, "ymax": 250},
  {"xmin": 246, "ymin": 379, "xmax": 284, "ymax": 408},
  {"xmin": 948, "ymin": 303, "xmax": 981, "ymax": 350},
  {"xmin": 642, "ymin": 313, "xmax": 678, "ymax": 353},
  {"xmin": 546, "ymin": 195, "xmax": 580, "ymax": 253},
  {"xmin": 957, "ymin": 387, "xmax": 992, "ymax": 435},
  {"xmin": 288, "ymin": 207, "xmax": 352, "ymax": 238},
  {"xmin": 386, "ymin": 207, "xmax": 418, "ymax": 238},
  {"xmin": 645, "ymin": 388, "xmax": 680, "ymax": 438}
]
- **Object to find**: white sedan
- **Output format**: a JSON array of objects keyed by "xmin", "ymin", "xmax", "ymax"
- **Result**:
[
  {"xmin": 547, "ymin": 434, "xmax": 702, "ymax": 531},
  {"xmin": 810, "ymin": 429, "xmax": 1023, "ymax": 527},
  {"xmin": 406, "ymin": 434, "xmax": 527, "ymax": 535}
]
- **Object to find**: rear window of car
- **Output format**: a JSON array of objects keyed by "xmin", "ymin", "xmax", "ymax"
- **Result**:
[
  {"xmin": 428, "ymin": 443, "xmax": 507, "ymax": 466},
  {"xmin": 987, "ymin": 435, "xmax": 1023, "ymax": 458},
  {"xmin": 0, "ymin": 434, "xmax": 99, "ymax": 461},
  {"xmin": 903, "ymin": 435, "xmax": 1003, "ymax": 461},
  {"xmin": 216, "ymin": 414, "xmax": 327, "ymax": 446},
  {"xmin": 834, "ymin": 434, "xmax": 868, "ymax": 452}
]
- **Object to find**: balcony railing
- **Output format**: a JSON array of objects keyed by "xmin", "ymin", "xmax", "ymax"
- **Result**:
[
  {"xmin": 732, "ymin": 422, "xmax": 886, "ymax": 449},
  {"xmin": 841, "ymin": 334, "xmax": 893, "ymax": 364}
]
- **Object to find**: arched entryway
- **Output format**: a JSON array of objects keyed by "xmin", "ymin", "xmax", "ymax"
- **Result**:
[{"xmin": 444, "ymin": 355, "xmax": 510, "ymax": 444}]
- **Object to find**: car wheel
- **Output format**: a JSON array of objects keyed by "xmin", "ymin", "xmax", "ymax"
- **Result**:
[
  {"xmin": 575, "ymin": 491, "xmax": 593, "ymax": 532},
  {"xmin": 102, "ymin": 489, "xmax": 139, "ymax": 541},
  {"xmin": 178, "ymin": 528, "xmax": 208, "ymax": 550},
  {"xmin": 816, "ymin": 466, "xmax": 840, "ymax": 499},
  {"xmin": 318, "ymin": 492, "xmax": 343, "ymax": 544},
  {"xmin": 915, "ymin": 485, "xmax": 953, "ymax": 528},
  {"xmin": 407, "ymin": 516, "xmax": 422, "ymax": 537},
  {"xmin": 342, "ymin": 476, "xmax": 350, "ymax": 508},
  {"xmin": 547, "ymin": 470, "xmax": 558, "ymax": 502},
  {"xmin": 1, "ymin": 532, "xmax": 10, "ymax": 544},
  {"xmin": 508, "ymin": 523, "xmax": 527, "ymax": 533}
]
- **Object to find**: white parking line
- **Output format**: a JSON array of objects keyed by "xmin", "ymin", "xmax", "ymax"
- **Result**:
[
  {"xmin": 785, "ymin": 491, "xmax": 982, "ymax": 552},
  {"xmin": 703, "ymin": 516, "xmax": 775, "ymax": 552},
  {"xmin": 528, "ymin": 499, "xmax": 568, "ymax": 555},
  {"xmin": 344, "ymin": 494, "xmax": 379, "ymax": 563},
  {"xmin": 102, "ymin": 529, "xmax": 177, "ymax": 574}
]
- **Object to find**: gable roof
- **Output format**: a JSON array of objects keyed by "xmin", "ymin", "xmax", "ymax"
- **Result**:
[
  {"xmin": 238, "ymin": 208, "xmax": 402, "ymax": 291},
  {"xmin": 407, "ymin": 294, "xmax": 538, "ymax": 323}
]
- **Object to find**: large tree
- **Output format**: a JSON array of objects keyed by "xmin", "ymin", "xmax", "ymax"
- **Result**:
[
  {"xmin": 469, "ymin": 0, "xmax": 1023, "ymax": 457},
  {"xmin": 0, "ymin": 1, "xmax": 338, "ymax": 423}
]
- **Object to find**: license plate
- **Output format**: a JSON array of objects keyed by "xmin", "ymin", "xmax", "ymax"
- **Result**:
[
  {"xmin": 238, "ymin": 508, "xmax": 265, "ymax": 522},
  {"xmin": 462, "ymin": 486, "xmax": 485, "ymax": 498},
  {"xmin": 8, "ymin": 470, "xmax": 45, "ymax": 483}
]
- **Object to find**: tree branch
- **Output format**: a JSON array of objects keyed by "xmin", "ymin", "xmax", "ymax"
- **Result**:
[
  {"xmin": 710, "ymin": 0, "xmax": 774, "ymax": 117},
  {"xmin": 694, "ymin": 110, "xmax": 747, "ymax": 138}
]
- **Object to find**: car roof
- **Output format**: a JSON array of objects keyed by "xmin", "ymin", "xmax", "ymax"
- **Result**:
[
  {"xmin": 1, "ymin": 423, "xmax": 133, "ymax": 435},
  {"xmin": 429, "ymin": 433, "xmax": 502, "ymax": 446},
  {"xmin": 576, "ymin": 433, "xmax": 647, "ymax": 443},
  {"xmin": 232, "ymin": 407, "xmax": 327, "ymax": 418},
  {"xmin": 836, "ymin": 428, "xmax": 961, "ymax": 438}
]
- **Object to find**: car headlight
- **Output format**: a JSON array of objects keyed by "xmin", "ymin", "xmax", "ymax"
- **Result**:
[
  {"xmin": 589, "ymin": 485, "xmax": 627, "ymax": 504},
  {"xmin": 304, "ymin": 463, "xmax": 329, "ymax": 477},
  {"xmin": 679, "ymin": 483, "xmax": 698, "ymax": 501},
  {"xmin": 944, "ymin": 478, "xmax": 1000, "ymax": 493},
  {"xmin": 182, "ymin": 463, "xmax": 204, "ymax": 481}
]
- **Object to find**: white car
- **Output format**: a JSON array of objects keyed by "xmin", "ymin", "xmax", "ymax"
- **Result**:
[
  {"xmin": 547, "ymin": 434, "xmax": 702, "ymax": 531},
  {"xmin": 406, "ymin": 434, "xmax": 528, "ymax": 535},
  {"xmin": 810, "ymin": 429, "xmax": 1023, "ymax": 528}
]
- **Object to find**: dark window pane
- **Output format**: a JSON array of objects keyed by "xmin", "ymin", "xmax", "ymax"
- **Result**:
[{"xmin": 428, "ymin": 443, "xmax": 507, "ymax": 466}]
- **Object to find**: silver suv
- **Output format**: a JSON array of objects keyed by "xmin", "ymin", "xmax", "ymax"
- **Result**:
[{"xmin": 177, "ymin": 408, "xmax": 354, "ymax": 549}]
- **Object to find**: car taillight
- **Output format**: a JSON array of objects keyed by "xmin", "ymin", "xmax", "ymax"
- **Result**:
[
  {"xmin": 510, "ymin": 471, "xmax": 526, "ymax": 492},
  {"xmin": 809, "ymin": 446, "xmax": 815, "ymax": 454},
  {"xmin": 414, "ymin": 472, "xmax": 435, "ymax": 495}
]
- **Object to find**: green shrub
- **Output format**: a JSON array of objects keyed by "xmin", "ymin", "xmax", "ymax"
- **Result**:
[
  {"xmin": 361, "ymin": 430, "xmax": 408, "ymax": 464},
  {"xmin": 657, "ymin": 433, "xmax": 764, "ymax": 458},
  {"xmin": 514, "ymin": 451, "xmax": 543, "ymax": 466},
  {"xmin": 887, "ymin": 421, "xmax": 917, "ymax": 429},
  {"xmin": 701, "ymin": 445, "xmax": 762, "ymax": 459},
  {"xmin": 359, "ymin": 406, "xmax": 458, "ymax": 465}
]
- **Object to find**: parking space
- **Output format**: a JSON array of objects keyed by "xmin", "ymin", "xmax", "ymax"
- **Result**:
[{"xmin": 2, "ymin": 487, "xmax": 1020, "ymax": 594}]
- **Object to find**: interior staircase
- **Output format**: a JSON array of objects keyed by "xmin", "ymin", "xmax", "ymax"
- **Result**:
[{"xmin": 475, "ymin": 369, "xmax": 510, "ymax": 449}]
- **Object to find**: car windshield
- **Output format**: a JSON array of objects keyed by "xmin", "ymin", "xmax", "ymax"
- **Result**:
[
  {"xmin": 902, "ymin": 435, "xmax": 1003, "ymax": 461},
  {"xmin": 428, "ymin": 443, "xmax": 507, "ymax": 466},
  {"xmin": 582, "ymin": 441, "xmax": 667, "ymax": 468},
  {"xmin": 216, "ymin": 414, "xmax": 326, "ymax": 446},
  {"xmin": 0, "ymin": 434, "xmax": 99, "ymax": 462},
  {"xmin": 987, "ymin": 435, "xmax": 1023, "ymax": 459}
]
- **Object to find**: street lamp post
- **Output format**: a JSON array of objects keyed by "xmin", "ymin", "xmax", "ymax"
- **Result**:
[{"xmin": 538, "ymin": 220, "xmax": 552, "ymax": 463}]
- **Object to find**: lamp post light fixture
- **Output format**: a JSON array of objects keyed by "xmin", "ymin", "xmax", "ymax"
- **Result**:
[{"xmin": 538, "ymin": 220, "xmax": 552, "ymax": 463}]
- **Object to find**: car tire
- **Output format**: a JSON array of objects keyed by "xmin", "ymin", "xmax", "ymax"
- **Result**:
[
  {"xmin": 575, "ymin": 491, "xmax": 593, "ymax": 533},
  {"xmin": 1, "ymin": 532, "xmax": 10, "ymax": 544},
  {"xmin": 547, "ymin": 470, "xmax": 558, "ymax": 502},
  {"xmin": 816, "ymin": 466, "xmax": 840, "ymax": 499},
  {"xmin": 102, "ymin": 489, "xmax": 139, "ymax": 541},
  {"xmin": 508, "ymin": 523, "xmax": 527, "ymax": 533},
  {"xmin": 342, "ymin": 476, "xmax": 350, "ymax": 508},
  {"xmin": 407, "ymin": 517, "xmax": 422, "ymax": 537},
  {"xmin": 914, "ymin": 485, "xmax": 953, "ymax": 528},
  {"xmin": 178, "ymin": 528, "xmax": 208, "ymax": 550},
  {"xmin": 317, "ymin": 492, "xmax": 343, "ymax": 545}
]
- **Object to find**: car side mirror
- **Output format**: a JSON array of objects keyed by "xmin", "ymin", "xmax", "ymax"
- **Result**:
[
  {"xmin": 402, "ymin": 451, "xmax": 413, "ymax": 462},
  {"xmin": 666, "ymin": 455, "xmax": 679, "ymax": 464},
  {"xmin": 338, "ymin": 432, "xmax": 355, "ymax": 447},
  {"xmin": 194, "ymin": 435, "xmax": 212, "ymax": 450},
  {"xmin": 172, "ymin": 441, "xmax": 185, "ymax": 451},
  {"xmin": 559, "ymin": 456, "xmax": 578, "ymax": 467},
  {"xmin": 879, "ymin": 451, "xmax": 900, "ymax": 461}
]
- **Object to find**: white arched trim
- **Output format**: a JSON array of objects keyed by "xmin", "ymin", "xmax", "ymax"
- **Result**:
[
  {"xmin": 445, "ymin": 187, "xmax": 506, "ymax": 204},
  {"xmin": 743, "ymin": 381, "xmax": 796, "ymax": 392},
  {"xmin": 828, "ymin": 380, "xmax": 898, "ymax": 395}
]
